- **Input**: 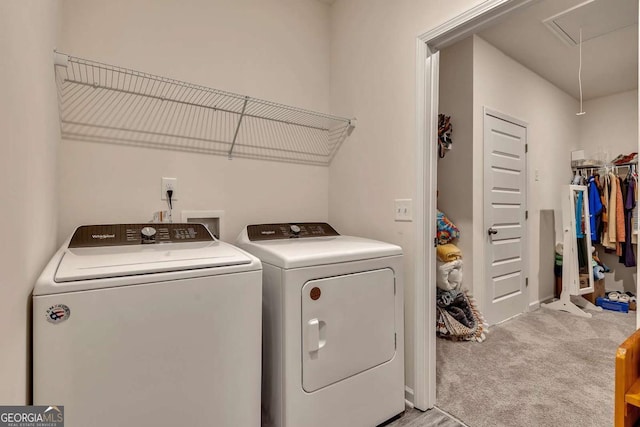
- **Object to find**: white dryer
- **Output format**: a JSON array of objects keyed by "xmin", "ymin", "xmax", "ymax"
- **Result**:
[
  {"xmin": 236, "ymin": 222, "xmax": 404, "ymax": 427},
  {"xmin": 33, "ymin": 223, "xmax": 262, "ymax": 427}
]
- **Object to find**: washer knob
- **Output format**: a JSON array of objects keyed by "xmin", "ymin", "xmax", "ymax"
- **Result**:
[
  {"xmin": 141, "ymin": 226, "xmax": 157, "ymax": 243},
  {"xmin": 290, "ymin": 224, "xmax": 301, "ymax": 235}
]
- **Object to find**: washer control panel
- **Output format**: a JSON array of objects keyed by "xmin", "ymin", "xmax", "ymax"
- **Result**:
[
  {"xmin": 69, "ymin": 223, "xmax": 213, "ymax": 247},
  {"xmin": 247, "ymin": 223, "xmax": 339, "ymax": 241}
]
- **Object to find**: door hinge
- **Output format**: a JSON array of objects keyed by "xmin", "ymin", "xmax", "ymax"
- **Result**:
[
  {"xmin": 434, "ymin": 237, "xmax": 438, "ymax": 248},
  {"xmin": 525, "ymin": 210, "xmax": 528, "ymax": 220},
  {"xmin": 526, "ymin": 277, "xmax": 529, "ymax": 287},
  {"xmin": 394, "ymin": 333, "xmax": 397, "ymax": 349},
  {"xmin": 525, "ymin": 144, "xmax": 528, "ymax": 153}
]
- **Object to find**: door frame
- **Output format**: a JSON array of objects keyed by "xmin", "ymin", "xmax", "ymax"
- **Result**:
[
  {"xmin": 413, "ymin": 0, "xmax": 541, "ymax": 411},
  {"xmin": 482, "ymin": 107, "xmax": 530, "ymax": 324}
]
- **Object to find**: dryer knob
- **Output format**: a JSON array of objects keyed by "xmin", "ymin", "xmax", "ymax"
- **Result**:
[
  {"xmin": 290, "ymin": 224, "xmax": 301, "ymax": 235},
  {"xmin": 141, "ymin": 226, "xmax": 157, "ymax": 243}
]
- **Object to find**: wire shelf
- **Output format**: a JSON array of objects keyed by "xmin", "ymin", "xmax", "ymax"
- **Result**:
[
  {"xmin": 54, "ymin": 52, "xmax": 355, "ymax": 166},
  {"xmin": 572, "ymin": 161, "xmax": 637, "ymax": 170}
]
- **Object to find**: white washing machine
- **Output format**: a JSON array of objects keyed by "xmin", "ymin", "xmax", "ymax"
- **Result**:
[
  {"xmin": 33, "ymin": 223, "xmax": 262, "ymax": 427},
  {"xmin": 236, "ymin": 222, "xmax": 404, "ymax": 427}
]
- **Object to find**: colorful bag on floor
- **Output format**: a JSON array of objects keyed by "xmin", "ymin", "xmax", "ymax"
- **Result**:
[{"xmin": 436, "ymin": 288, "xmax": 487, "ymax": 342}]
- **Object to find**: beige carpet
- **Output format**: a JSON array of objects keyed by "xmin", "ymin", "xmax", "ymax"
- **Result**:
[{"xmin": 436, "ymin": 307, "xmax": 636, "ymax": 427}]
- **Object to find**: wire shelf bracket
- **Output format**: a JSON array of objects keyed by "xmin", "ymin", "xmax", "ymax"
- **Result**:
[{"xmin": 53, "ymin": 51, "xmax": 355, "ymax": 166}]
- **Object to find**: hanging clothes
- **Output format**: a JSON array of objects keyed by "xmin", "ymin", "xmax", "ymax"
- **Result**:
[
  {"xmin": 587, "ymin": 175, "xmax": 603, "ymax": 243},
  {"xmin": 574, "ymin": 183, "xmax": 587, "ymax": 271},
  {"xmin": 622, "ymin": 177, "xmax": 636, "ymax": 267},
  {"xmin": 601, "ymin": 173, "xmax": 611, "ymax": 246},
  {"xmin": 608, "ymin": 172, "xmax": 618, "ymax": 248},
  {"xmin": 596, "ymin": 174, "xmax": 607, "ymax": 241},
  {"xmin": 616, "ymin": 176, "xmax": 625, "ymax": 256},
  {"xmin": 633, "ymin": 168, "xmax": 638, "ymax": 245},
  {"xmin": 572, "ymin": 171, "xmax": 582, "ymax": 185}
]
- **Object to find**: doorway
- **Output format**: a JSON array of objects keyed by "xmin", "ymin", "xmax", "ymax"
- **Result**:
[{"xmin": 413, "ymin": 0, "xmax": 640, "ymax": 412}]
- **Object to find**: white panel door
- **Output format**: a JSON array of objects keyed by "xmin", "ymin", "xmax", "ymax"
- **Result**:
[
  {"xmin": 484, "ymin": 110, "xmax": 528, "ymax": 325},
  {"xmin": 301, "ymin": 269, "xmax": 396, "ymax": 393}
]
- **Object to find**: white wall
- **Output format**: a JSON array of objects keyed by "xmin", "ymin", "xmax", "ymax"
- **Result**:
[
  {"xmin": 328, "ymin": 0, "xmax": 486, "ymax": 394},
  {"xmin": 579, "ymin": 90, "xmax": 638, "ymax": 163},
  {"xmin": 473, "ymin": 35, "xmax": 580, "ymax": 315},
  {"xmin": 57, "ymin": 0, "xmax": 333, "ymax": 243},
  {"xmin": 0, "ymin": 0, "xmax": 59, "ymax": 403},
  {"xmin": 579, "ymin": 90, "xmax": 639, "ymax": 293},
  {"xmin": 438, "ymin": 37, "xmax": 474, "ymax": 292},
  {"xmin": 55, "ymin": 0, "xmax": 491, "ymax": 402}
]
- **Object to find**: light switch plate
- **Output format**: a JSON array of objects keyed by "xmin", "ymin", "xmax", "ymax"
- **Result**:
[{"xmin": 394, "ymin": 199, "xmax": 413, "ymax": 222}]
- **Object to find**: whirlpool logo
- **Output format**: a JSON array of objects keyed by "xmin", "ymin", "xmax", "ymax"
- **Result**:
[
  {"xmin": 91, "ymin": 234, "xmax": 115, "ymax": 240},
  {"xmin": 0, "ymin": 406, "xmax": 64, "ymax": 426}
]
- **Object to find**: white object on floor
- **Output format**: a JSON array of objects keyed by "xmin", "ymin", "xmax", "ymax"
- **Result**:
[
  {"xmin": 33, "ymin": 223, "xmax": 262, "ymax": 427},
  {"xmin": 542, "ymin": 185, "xmax": 602, "ymax": 318},
  {"xmin": 543, "ymin": 295, "xmax": 602, "ymax": 319},
  {"xmin": 237, "ymin": 222, "xmax": 405, "ymax": 427}
]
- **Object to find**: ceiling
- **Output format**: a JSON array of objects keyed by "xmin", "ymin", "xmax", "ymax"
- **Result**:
[{"xmin": 478, "ymin": 0, "xmax": 638, "ymax": 101}]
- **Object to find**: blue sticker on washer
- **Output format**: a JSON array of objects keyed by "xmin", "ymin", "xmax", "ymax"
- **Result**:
[{"xmin": 46, "ymin": 304, "xmax": 70, "ymax": 324}]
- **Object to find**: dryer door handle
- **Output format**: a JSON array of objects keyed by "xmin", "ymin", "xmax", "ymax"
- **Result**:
[
  {"xmin": 307, "ymin": 318, "xmax": 327, "ymax": 353},
  {"xmin": 308, "ymin": 319, "xmax": 320, "ymax": 352}
]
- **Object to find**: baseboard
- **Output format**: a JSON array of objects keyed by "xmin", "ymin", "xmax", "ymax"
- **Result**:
[
  {"xmin": 404, "ymin": 386, "xmax": 414, "ymax": 408},
  {"xmin": 530, "ymin": 295, "xmax": 554, "ymax": 311}
]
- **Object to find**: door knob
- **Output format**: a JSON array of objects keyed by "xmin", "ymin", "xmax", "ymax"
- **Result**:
[{"xmin": 487, "ymin": 228, "xmax": 498, "ymax": 236}]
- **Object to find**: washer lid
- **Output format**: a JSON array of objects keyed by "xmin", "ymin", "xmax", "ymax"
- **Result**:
[
  {"xmin": 55, "ymin": 241, "xmax": 253, "ymax": 282},
  {"xmin": 237, "ymin": 234, "xmax": 402, "ymax": 269}
]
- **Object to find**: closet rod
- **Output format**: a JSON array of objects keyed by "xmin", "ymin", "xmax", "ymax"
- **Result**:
[{"xmin": 572, "ymin": 162, "xmax": 637, "ymax": 170}]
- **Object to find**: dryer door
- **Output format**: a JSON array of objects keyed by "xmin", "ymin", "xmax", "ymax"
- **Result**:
[{"xmin": 301, "ymin": 268, "xmax": 396, "ymax": 393}]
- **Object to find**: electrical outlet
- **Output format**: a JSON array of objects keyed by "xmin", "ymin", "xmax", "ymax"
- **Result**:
[
  {"xmin": 161, "ymin": 177, "xmax": 178, "ymax": 200},
  {"xmin": 394, "ymin": 199, "xmax": 413, "ymax": 222}
]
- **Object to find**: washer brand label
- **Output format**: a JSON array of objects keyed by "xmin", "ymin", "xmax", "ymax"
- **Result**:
[
  {"xmin": 0, "ymin": 406, "xmax": 64, "ymax": 426},
  {"xmin": 260, "ymin": 230, "xmax": 275, "ymax": 235},
  {"xmin": 46, "ymin": 304, "xmax": 70, "ymax": 324},
  {"xmin": 91, "ymin": 233, "xmax": 115, "ymax": 240}
]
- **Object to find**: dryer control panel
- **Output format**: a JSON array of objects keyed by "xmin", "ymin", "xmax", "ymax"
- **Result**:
[
  {"xmin": 69, "ymin": 223, "xmax": 214, "ymax": 247},
  {"xmin": 247, "ymin": 223, "xmax": 340, "ymax": 241}
]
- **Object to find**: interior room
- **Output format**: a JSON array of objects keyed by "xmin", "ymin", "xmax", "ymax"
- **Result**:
[
  {"xmin": 433, "ymin": 0, "xmax": 639, "ymax": 425},
  {"xmin": 0, "ymin": 0, "xmax": 638, "ymax": 426},
  {"xmin": 437, "ymin": 0, "xmax": 638, "ymax": 314}
]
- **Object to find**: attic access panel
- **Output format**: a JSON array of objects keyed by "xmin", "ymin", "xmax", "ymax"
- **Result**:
[{"xmin": 543, "ymin": 0, "xmax": 638, "ymax": 46}]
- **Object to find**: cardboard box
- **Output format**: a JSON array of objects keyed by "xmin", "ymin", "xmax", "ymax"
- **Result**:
[{"xmin": 582, "ymin": 279, "xmax": 605, "ymax": 304}]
